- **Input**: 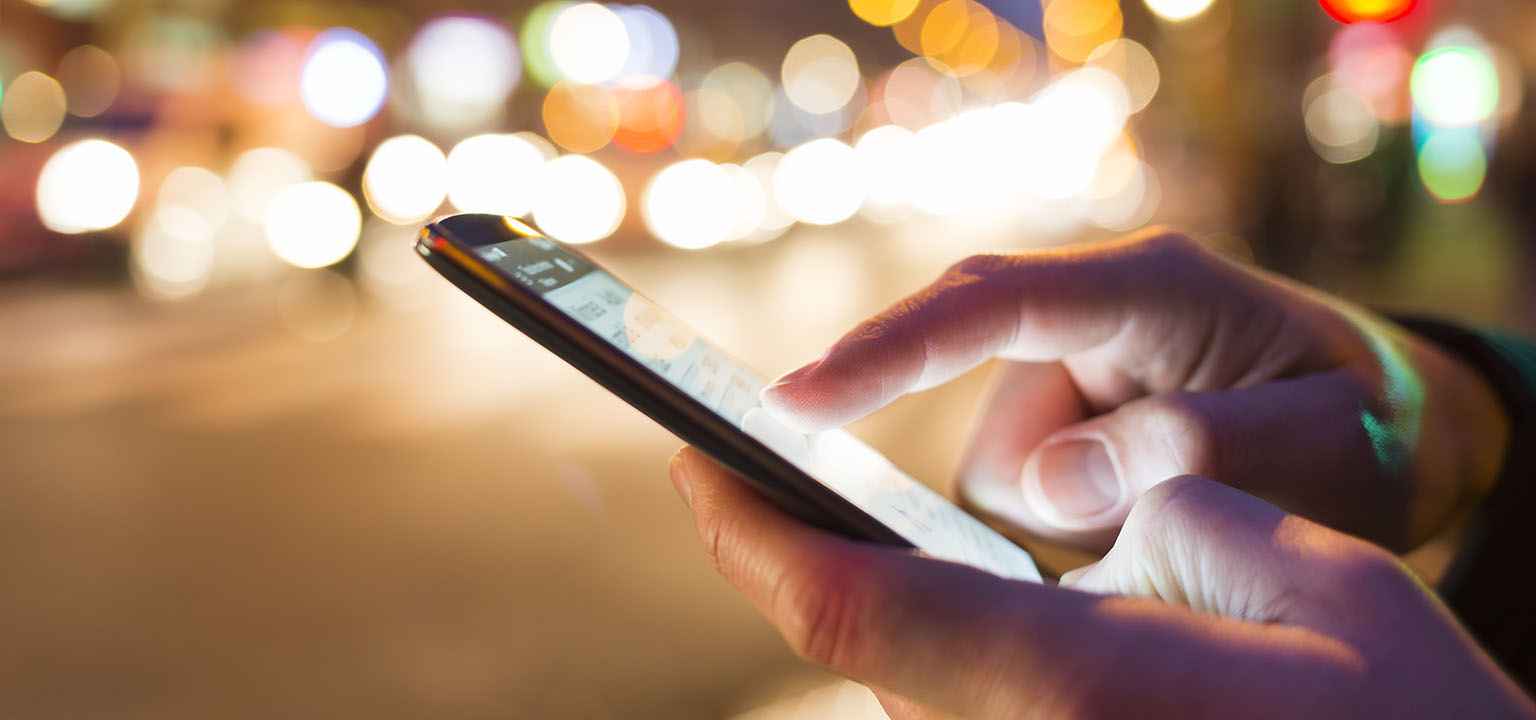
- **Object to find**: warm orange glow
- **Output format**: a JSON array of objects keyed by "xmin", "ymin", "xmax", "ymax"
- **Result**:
[
  {"xmin": 1318, "ymin": 0, "xmax": 1415, "ymax": 24},
  {"xmin": 676, "ymin": 87, "xmax": 745, "ymax": 161},
  {"xmin": 543, "ymin": 81, "xmax": 620, "ymax": 153},
  {"xmin": 932, "ymin": 4, "xmax": 999, "ymax": 77},
  {"xmin": 963, "ymin": 23, "xmax": 1038, "ymax": 98},
  {"xmin": 849, "ymin": 0, "xmax": 922, "ymax": 26},
  {"xmin": 1043, "ymin": 0, "xmax": 1123, "ymax": 64},
  {"xmin": 612, "ymin": 77, "xmax": 685, "ymax": 154},
  {"xmin": 892, "ymin": 0, "xmax": 941, "ymax": 55},
  {"xmin": 920, "ymin": 0, "xmax": 972, "ymax": 60}
]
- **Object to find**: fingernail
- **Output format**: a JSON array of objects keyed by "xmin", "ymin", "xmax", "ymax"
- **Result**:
[
  {"xmin": 1029, "ymin": 439, "xmax": 1121, "ymax": 520},
  {"xmin": 668, "ymin": 453, "xmax": 693, "ymax": 508},
  {"xmin": 762, "ymin": 354, "xmax": 826, "ymax": 395}
]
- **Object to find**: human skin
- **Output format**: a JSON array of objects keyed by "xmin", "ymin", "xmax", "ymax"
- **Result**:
[
  {"xmin": 667, "ymin": 229, "xmax": 1531, "ymax": 717},
  {"xmin": 758, "ymin": 230, "xmax": 1510, "ymax": 553},
  {"xmin": 669, "ymin": 450, "xmax": 1536, "ymax": 719}
]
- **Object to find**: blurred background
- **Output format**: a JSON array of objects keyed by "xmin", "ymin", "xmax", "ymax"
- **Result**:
[{"xmin": 1, "ymin": 0, "xmax": 1533, "ymax": 717}]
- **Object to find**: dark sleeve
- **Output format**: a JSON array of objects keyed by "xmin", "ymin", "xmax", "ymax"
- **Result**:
[{"xmin": 1395, "ymin": 317, "xmax": 1536, "ymax": 691}]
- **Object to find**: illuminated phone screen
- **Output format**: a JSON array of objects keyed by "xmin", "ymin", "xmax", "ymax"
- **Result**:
[{"xmin": 476, "ymin": 231, "xmax": 1041, "ymax": 582}]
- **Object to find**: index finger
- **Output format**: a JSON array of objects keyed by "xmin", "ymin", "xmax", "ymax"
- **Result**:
[{"xmin": 759, "ymin": 231, "xmax": 1210, "ymax": 433}]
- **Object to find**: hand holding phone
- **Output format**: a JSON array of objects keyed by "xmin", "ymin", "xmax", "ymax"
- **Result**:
[{"xmin": 417, "ymin": 214, "xmax": 1041, "ymax": 582}]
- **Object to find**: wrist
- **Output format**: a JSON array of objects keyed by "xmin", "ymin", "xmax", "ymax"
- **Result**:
[{"xmin": 1405, "ymin": 330, "xmax": 1512, "ymax": 503}]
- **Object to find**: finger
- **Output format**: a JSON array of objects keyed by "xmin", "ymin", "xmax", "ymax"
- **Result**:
[
  {"xmin": 961, "ymin": 366, "xmax": 1417, "ymax": 550},
  {"xmin": 1059, "ymin": 475, "xmax": 1403, "ymax": 637},
  {"xmin": 760, "ymin": 230, "xmax": 1326, "ymax": 434},
  {"xmin": 1066, "ymin": 475, "xmax": 1536, "ymax": 720},
  {"xmin": 670, "ymin": 447, "xmax": 1365, "ymax": 718}
]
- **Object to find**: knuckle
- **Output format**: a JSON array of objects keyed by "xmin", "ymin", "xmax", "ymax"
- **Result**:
[
  {"xmin": 1131, "ymin": 227, "xmax": 1203, "ymax": 258},
  {"xmin": 1121, "ymin": 473, "xmax": 1212, "ymax": 541},
  {"xmin": 1144, "ymin": 391, "xmax": 1224, "ymax": 478},
  {"xmin": 696, "ymin": 510, "xmax": 743, "ymax": 580},
  {"xmin": 1322, "ymin": 542, "xmax": 1413, "ymax": 595},
  {"xmin": 946, "ymin": 252, "xmax": 1015, "ymax": 281}
]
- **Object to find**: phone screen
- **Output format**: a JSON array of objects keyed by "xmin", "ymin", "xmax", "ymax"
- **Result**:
[{"xmin": 467, "ymin": 227, "xmax": 1041, "ymax": 582}]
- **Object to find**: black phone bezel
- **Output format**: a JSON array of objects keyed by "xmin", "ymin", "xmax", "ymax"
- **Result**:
[{"xmin": 417, "ymin": 214, "xmax": 913, "ymax": 548}]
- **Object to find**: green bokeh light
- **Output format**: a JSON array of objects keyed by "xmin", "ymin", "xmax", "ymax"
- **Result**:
[
  {"xmin": 1410, "ymin": 46, "xmax": 1499, "ymax": 128},
  {"xmin": 1417, "ymin": 130, "xmax": 1487, "ymax": 203},
  {"xmin": 520, "ymin": 2, "xmax": 572, "ymax": 88}
]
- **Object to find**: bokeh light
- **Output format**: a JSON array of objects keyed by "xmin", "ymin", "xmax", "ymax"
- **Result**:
[
  {"xmin": 532, "ymin": 155, "xmax": 625, "ymax": 244},
  {"xmin": 446, "ymin": 134, "xmax": 547, "ymax": 217},
  {"xmin": 876, "ymin": 57, "xmax": 963, "ymax": 130},
  {"xmin": 744, "ymin": 152, "xmax": 795, "ymax": 237},
  {"xmin": 1304, "ymin": 74, "xmax": 1380, "ymax": 164},
  {"xmin": 359, "ymin": 219, "xmax": 435, "ymax": 306},
  {"xmin": 678, "ymin": 88, "xmax": 746, "ymax": 160},
  {"xmin": 543, "ymin": 80, "xmax": 620, "ymax": 153},
  {"xmin": 612, "ymin": 76, "xmax": 685, "ymax": 154},
  {"xmin": 1143, "ymin": 0, "xmax": 1216, "ymax": 22},
  {"xmin": 644, "ymin": 160, "xmax": 739, "ymax": 250},
  {"xmin": 2, "ymin": 71, "xmax": 67, "ymax": 143},
  {"xmin": 363, "ymin": 135, "xmax": 450, "ymax": 225},
  {"xmin": 1318, "ymin": 0, "xmax": 1415, "ymax": 24},
  {"xmin": 898, "ymin": 106, "xmax": 1018, "ymax": 215},
  {"xmin": 925, "ymin": 1, "xmax": 1001, "ymax": 77},
  {"xmin": 855, "ymin": 125, "xmax": 915, "ymax": 221},
  {"xmin": 775, "ymin": 138, "xmax": 867, "ymax": 225},
  {"xmin": 549, "ymin": 3, "xmax": 631, "ymax": 84},
  {"xmin": 228, "ymin": 147, "xmax": 313, "ymax": 223},
  {"xmin": 300, "ymin": 28, "xmax": 389, "ymax": 128},
  {"xmin": 1411, "ymin": 44, "xmax": 1499, "ymax": 128},
  {"xmin": 133, "ymin": 217, "xmax": 215, "ymax": 300},
  {"xmin": 1086, "ymin": 39, "xmax": 1160, "ymax": 114},
  {"xmin": 265, "ymin": 182, "xmax": 362, "ymax": 269},
  {"xmin": 408, "ymin": 16, "xmax": 521, "ymax": 130},
  {"xmin": 232, "ymin": 29, "xmax": 311, "ymax": 106},
  {"xmin": 692, "ymin": 62, "xmax": 775, "ymax": 150},
  {"xmin": 1089, "ymin": 159, "xmax": 1160, "ymax": 232},
  {"xmin": 36, "ymin": 139, "xmax": 140, "ymax": 234},
  {"xmin": 120, "ymin": 14, "xmax": 222, "ymax": 92},
  {"xmin": 1417, "ymin": 129, "xmax": 1486, "ymax": 203},
  {"xmin": 613, "ymin": 5, "xmax": 680, "ymax": 81},
  {"xmin": 850, "ymin": 0, "xmax": 922, "ymax": 26},
  {"xmin": 1044, "ymin": 0, "xmax": 1123, "ymax": 64},
  {"xmin": 782, "ymin": 34, "xmax": 861, "ymax": 116},
  {"xmin": 521, "ymin": 1, "xmax": 573, "ymax": 87},
  {"xmin": 156, "ymin": 167, "xmax": 230, "ymax": 243},
  {"xmin": 56, "ymin": 45, "xmax": 121, "ymax": 117},
  {"xmin": 1026, "ymin": 67, "xmax": 1132, "ymax": 198},
  {"xmin": 721, "ymin": 164, "xmax": 768, "ymax": 241},
  {"xmin": 1329, "ymin": 23, "xmax": 1412, "ymax": 121},
  {"xmin": 919, "ymin": 0, "xmax": 971, "ymax": 62}
]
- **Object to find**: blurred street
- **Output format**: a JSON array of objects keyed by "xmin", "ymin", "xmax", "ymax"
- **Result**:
[
  {"xmin": 3, "ymin": 0, "xmax": 1535, "ymax": 716},
  {"xmin": 0, "ymin": 224, "xmax": 1084, "ymax": 719}
]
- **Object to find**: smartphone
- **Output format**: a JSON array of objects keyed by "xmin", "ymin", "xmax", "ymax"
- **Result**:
[{"xmin": 417, "ymin": 214, "xmax": 1041, "ymax": 582}]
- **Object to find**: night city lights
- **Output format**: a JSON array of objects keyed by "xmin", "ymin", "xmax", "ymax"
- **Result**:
[{"xmin": 2, "ymin": 1, "xmax": 1534, "ymax": 718}]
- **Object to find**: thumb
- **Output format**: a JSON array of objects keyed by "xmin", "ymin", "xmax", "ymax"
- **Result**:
[
  {"xmin": 1059, "ymin": 475, "xmax": 1303, "ymax": 622},
  {"xmin": 1059, "ymin": 474, "xmax": 1400, "ymax": 636},
  {"xmin": 963, "ymin": 367, "xmax": 1399, "ymax": 548}
]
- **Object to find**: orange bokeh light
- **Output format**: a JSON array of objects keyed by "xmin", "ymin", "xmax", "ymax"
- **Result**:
[
  {"xmin": 1043, "ymin": 0, "xmax": 1123, "ymax": 64},
  {"xmin": 849, "ymin": 0, "xmax": 923, "ymax": 26},
  {"xmin": 612, "ymin": 77, "xmax": 685, "ymax": 154},
  {"xmin": 893, "ymin": 0, "xmax": 941, "ymax": 56},
  {"xmin": 933, "ymin": 3, "xmax": 999, "ymax": 76},
  {"xmin": 1318, "ymin": 0, "xmax": 1415, "ymax": 23},
  {"xmin": 543, "ymin": 81, "xmax": 620, "ymax": 153}
]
